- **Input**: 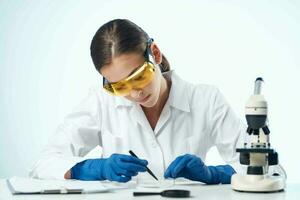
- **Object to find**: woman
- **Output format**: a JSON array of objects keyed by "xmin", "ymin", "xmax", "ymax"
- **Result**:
[{"xmin": 30, "ymin": 19, "xmax": 244, "ymax": 184}]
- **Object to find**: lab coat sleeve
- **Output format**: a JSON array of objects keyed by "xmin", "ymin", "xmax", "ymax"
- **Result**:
[
  {"xmin": 209, "ymin": 87, "xmax": 246, "ymax": 173},
  {"xmin": 29, "ymin": 87, "xmax": 102, "ymax": 180}
]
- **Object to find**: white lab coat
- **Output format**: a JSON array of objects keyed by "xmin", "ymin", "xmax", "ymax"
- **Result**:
[{"xmin": 29, "ymin": 70, "xmax": 245, "ymax": 180}]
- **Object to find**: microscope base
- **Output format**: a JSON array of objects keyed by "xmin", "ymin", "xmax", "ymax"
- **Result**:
[{"xmin": 231, "ymin": 174, "xmax": 285, "ymax": 193}]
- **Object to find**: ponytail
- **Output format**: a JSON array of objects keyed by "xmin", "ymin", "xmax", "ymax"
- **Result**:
[{"xmin": 159, "ymin": 53, "xmax": 170, "ymax": 72}]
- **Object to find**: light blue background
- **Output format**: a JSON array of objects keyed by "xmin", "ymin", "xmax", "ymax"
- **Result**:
[{"xmin": 0, "ymin": 0, "xmax": 299, "ymax": 182}]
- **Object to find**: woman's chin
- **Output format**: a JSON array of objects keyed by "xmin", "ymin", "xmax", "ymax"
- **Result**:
[{"xmin": 140, "ymin": 96, "xmax": 157, "ymax": 108}]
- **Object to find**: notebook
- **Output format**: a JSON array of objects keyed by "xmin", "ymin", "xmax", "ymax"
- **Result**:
[{"xmin": 7, "ymin": 177, "xmax": 111, "ymax": 194}]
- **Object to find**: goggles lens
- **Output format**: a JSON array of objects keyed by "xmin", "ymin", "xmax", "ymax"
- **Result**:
[{"xmin": 103, "ymin": 62, "xmax": 155, "ymax": 96}]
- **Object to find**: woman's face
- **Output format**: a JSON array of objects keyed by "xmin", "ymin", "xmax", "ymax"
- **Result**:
[{"xmin": 100, "ymin": 44, "xmax": 163, "ymax": 108}]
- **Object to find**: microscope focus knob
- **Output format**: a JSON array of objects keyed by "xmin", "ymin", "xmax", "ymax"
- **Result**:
[
  {"xmin": 240, "ymin": 152, "xmax": 250, "ymax": 165},
  {"xmin": 268, "ymin": 152, "xmax": 278, "ymax": 165}
]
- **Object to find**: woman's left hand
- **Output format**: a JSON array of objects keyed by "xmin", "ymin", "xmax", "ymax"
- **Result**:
[{"xmin": 164, "ymin": 154, "xmax": 235, "ymax": 184}]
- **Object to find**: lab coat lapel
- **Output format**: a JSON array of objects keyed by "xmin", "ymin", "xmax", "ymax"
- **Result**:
[
  {"xmin": 154, "ymin": 100, "xmax": 171, "ymax": 136},
  {"xmin": 130, "ymin": 104, "xmax": 153, "ymax": 133}
]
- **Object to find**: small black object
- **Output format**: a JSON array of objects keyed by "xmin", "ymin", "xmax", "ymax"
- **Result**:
[
  {"xmin": 133, "ymin": 189, "xmax": 190, "ymax": 198},
  {"xmin": 129, "ymin": 150, "xmax": 158, "ymax": 181}
]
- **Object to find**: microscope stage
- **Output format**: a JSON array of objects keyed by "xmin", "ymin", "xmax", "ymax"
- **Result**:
[{"xmin": 236, "ymin": 148, "xmax": 274, "ymax": 153}]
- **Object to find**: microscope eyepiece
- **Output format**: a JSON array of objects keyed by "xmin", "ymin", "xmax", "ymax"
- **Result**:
[{"xmin": 254, "ymin": 77, "xmax": 264, "ymax": 95}]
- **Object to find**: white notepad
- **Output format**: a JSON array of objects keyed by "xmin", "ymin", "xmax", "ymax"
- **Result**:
[{"xmin": 7, "ymin": 177, "xmax": 110, "ymax": 194}]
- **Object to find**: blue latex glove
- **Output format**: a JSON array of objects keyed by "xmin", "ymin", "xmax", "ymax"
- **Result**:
[
  {"xmin": 164, "ymin": 154, "xmax": 235, "ymax": 184},
  {"xmin": 71, "ymin": 153, "xmax": 148, "ymax": 182}
]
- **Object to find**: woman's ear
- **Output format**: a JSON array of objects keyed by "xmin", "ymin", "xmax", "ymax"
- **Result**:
[{"xmin": 150, "ymin": 43, "xmax": 162, "ymax": 64}]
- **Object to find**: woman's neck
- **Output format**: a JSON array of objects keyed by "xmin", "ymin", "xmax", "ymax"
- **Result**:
[{"xmin": 142, "ymin": 76, "xmax": 171, "ymax": 130}]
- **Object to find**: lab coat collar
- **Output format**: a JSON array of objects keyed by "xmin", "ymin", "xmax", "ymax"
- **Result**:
[
  {"xmin": 166, "ymin": 70, "xmax": 190, "ymax": 112},
  {"xmin": 114, "ymin": 96, "xmax": 134, "ymax": 107},
  {"xmin": 114, "ymin": 70, "xmax": 190, "ymax": 113}
]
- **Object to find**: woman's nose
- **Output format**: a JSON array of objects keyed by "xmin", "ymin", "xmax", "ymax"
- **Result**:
[{"xmin": 130, "ymin": 89, "xmax": 143, "ymax": 99}]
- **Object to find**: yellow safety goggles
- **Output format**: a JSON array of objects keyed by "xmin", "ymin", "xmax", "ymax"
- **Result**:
[{"xmin": 103, "ymin": 61, "xmax": 156, "ymax": 96}]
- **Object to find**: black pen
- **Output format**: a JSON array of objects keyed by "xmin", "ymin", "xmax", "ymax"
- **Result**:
[{"xmin": 129, "ymin": 150, "xmax": 158, "ymax": 181}]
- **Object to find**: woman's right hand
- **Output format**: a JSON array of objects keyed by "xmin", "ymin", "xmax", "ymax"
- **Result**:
[{"xmin": 70, "ymin": 153, "xmax": 148, "ymax": 182}]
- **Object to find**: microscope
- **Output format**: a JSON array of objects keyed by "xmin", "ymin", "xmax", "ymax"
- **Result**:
[{"xmin": 231, "ymin": 77, "xmax": 286, "ymax": 192}]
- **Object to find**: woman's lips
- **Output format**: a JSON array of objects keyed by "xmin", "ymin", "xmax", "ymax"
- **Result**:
[{"xmin": 137, "ymin": 94, "xmax": 151, "ymax": 103}]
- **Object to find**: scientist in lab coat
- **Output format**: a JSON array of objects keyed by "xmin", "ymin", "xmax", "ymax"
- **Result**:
[{"xmin": 30, "ymin": 19, "xmax": 244, "ymax": 184}]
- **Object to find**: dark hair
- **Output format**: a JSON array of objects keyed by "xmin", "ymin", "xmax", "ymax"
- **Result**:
[{"xmin": 90, "ymin": 19, "xmax": 170, "ymax": 73}]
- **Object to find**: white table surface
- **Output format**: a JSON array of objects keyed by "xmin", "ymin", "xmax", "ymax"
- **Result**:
[{"xmin": 0, "ymin": 179, "xmax": 298, "ymax": 200}]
